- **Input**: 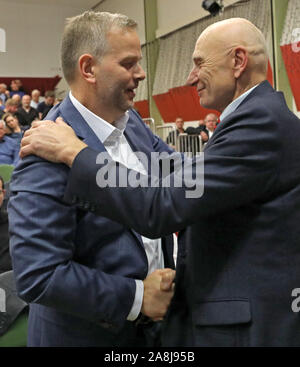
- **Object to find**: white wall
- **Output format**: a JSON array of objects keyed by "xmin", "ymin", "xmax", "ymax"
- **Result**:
[
  {"xmin": 94, "ymin": 0, "xmax": 145, "ymax": 44},
  {"xmin": 156, "ymin": 0, "xmax": 241, "ymax": 37},
  {"xmin": 0, "ymin": 0, "xmax": 89, "ymax": 77},
  {"xmin": 0, "ymin": 0, "xmax": 299, "ymax": 115}
]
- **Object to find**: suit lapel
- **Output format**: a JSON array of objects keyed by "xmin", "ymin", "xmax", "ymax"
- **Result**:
[
  {"xmin": 124, "ymin": 115, "xmax": 153, "ymax": 175},
  {"xmin": 59, "ymin": 98, "xmax": 147, "ymax": 249},
  {"xmin": 59, "ymin": 96, "xmax": 106, "ymax": 152},
  {"xmin": 123, "ymin": 115, "xmax": 154, "ymax": 247},
  {"xmin": 204, "ymin": 81, "xmax": 275, "ymax": 150}
]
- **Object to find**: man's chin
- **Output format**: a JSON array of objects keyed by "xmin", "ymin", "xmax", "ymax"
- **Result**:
[
  {"xmin": 199, "ymin": 98, "xmax": 210, "ymax": 110},
  {"xmin": 125, "ymin": 99, "xmax": 135, "ymax": 110}
]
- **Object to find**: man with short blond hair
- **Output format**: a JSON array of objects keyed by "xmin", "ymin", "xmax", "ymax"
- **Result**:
[
  {"xmin": 2, "ymin": 99, "xmax": 19, "ymax": 118},
  {"xmin": 9, "ymin": 10, "xmax": 175, "ymax": 347}
]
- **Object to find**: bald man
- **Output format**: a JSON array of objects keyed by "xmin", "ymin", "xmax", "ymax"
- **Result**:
[
  {"xmin": 200, "ymin": 113, "xmax": 218, "ymax": 143},
  {"xmin": 19, "ymin": 18, "xmax": 300, "ymax": 346}
]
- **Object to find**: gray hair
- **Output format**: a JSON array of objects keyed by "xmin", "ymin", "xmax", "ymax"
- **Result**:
[{"xmin": 61, "ymin": 11, "xmax": 138, "ymax": 84}]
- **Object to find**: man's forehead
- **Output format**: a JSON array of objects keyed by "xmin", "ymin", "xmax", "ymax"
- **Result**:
[{"xmin": 193, "ymin": 36, "xmax": 210, "ymax": 60}]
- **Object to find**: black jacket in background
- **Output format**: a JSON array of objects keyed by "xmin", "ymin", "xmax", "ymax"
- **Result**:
[{"xmin": 16, "ymin": 107, "xmax": 39, "ymax": 128}]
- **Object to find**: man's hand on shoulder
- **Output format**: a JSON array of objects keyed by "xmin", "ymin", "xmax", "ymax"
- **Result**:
[{"xmin": 20, "ymin": 117, "xmax": 87, "ymax": 167}]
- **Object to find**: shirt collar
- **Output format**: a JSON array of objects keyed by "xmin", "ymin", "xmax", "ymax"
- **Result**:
[
  {"xmin": 69, "ymin": 91, "xmax": 129, "ymax": 144},
  {"xmin": 220, "ymin": 84, "xmax": 258, "ymax": 122}
]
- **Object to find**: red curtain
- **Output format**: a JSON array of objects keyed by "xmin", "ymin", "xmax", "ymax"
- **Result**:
[
  {"xmin": 0, "ymin": 75, "xmax": 61, "ymax": 96},
  {"xmin": 267, "ymin": 60, "xmax": 273, "ymax": 87},
  {"xmin": 280, "ymin": 44, "xmax": 300, "ymax": 111},
  {"xmin": 134, "ymin": 100, "xmax": 150, "ymax": 118},
  {"xmin": 153, "ymin": 92, "xmax": 180, "ymax": 122},
  {"xmin": 170, "ymin": 86, "xmax": 220, "ymax": 121},
  {"xmin": 153, "ymin": 87, "xmax": 219, "ymax": 122}
]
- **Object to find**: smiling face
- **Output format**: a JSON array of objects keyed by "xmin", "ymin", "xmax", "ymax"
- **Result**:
[
  {"xmin": 191, "ymin": 33, "xmax": 236, "ymax": 112},
  {"xmin": 187, "ymin": 18, "xmax": 269, "ymax": 112},
  {"xmin": 92, "ymin": 28, "xmax": 145, "ymax": 119},
  {"xmin": 22, "ymin": 95, "xmax": 31, "ymax": 108}
]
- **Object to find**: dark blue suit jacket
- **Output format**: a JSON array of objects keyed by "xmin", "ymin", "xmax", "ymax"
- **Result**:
[
  {"xmin": 8, "ymin": 96, "xmax": 174, "ymax": 347},
  {"xmin": 63, "ymin": 81, "xmax": 300, "ymax": 346}
]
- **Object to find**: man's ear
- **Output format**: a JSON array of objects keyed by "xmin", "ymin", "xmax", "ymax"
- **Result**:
[
  {"xmin": 78, "ymin": 54, "xmax": 97, "ymax": 84},
  {"xmin": 233, "ymin": 47, "xmax": 248, "ymax": 79}
]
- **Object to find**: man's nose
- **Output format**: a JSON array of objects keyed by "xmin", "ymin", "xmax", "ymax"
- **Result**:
[
  {"xmin": 134, "ymin": 64, "xmax": 146, "ymax": 81},
  {"xmin": 186, "ymin": 67, "xmax": 199, "ymax": 86}
]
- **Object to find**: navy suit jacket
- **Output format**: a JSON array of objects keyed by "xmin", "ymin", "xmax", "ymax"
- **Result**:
[
  {"xmin": 8, "ymin": 96, "xmax": 174, "ymax": 347},
  {"xmin": 63, "ymin": 81, "xmax": 300, "ymax": 346}
]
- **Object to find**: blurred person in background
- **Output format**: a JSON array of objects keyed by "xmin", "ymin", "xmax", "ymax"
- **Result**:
[
  {"xmin": 166, "ymin": 117, "xmax": 186, "ymax": 147},
  {"xmin": 16, "ymin": 95, "xmax": 39, "ymax": 129},
  {"xmin": 30, "ymin": 89, "xmax": 41, "ymax": 109},
  {"xmin": 9, "ymin": 80, "xmax": 25, "ymax": 99},
  {"xmin": 200, "ymin": 113, "xmax": 218, "ymax": 143},
  {"xmin": 0, "ymin": 120, "xmax": 19, "ymax": 166},
  {"xmin": 2, "ymin": 113, "xmax": 23, "ymax": 142},
  {"xmin": 37, "ymin": 90, "xmax": 55, "ymax": 119}
]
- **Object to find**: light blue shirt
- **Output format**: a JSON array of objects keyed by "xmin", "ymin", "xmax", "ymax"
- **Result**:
[
  {"xmin": 220, "ymin": 85, "xmax": 258, "ymax": 123},
  {"xmin": 0, "ymin": 136, "xmax": 20, "ymax": 166},
  {"xmin": 69, "ymin": 92, "xmax": 164, "ymax": 321}
]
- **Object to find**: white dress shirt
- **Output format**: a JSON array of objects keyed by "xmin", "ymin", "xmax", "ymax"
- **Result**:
[
  {"xmin": 220, "ymin": 84, "xmax": 258, "ymax": 122},
  {"xmin": 208, "ymin": 129, "xmax": 214, "ymax": 139},
  {"xmin": 69, "ymin": 92, "xmax": 164, "ymax": 321}
]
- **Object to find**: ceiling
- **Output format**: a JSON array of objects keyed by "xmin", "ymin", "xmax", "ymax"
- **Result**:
[{"xmin": 0, "ymin": 0, "xmax": 106, "ymax": 9}]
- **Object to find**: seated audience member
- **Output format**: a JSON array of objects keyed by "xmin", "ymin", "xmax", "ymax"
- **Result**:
[
  {"xmin": 37, "ymin": 90, "xmax": 55, "ymax": 119},
  {"xmin": 166, "ymin": 117, "xmax": 186, "ymax": 146},
  {"xmin": 4, "ymin": 99, "xmax": 19, "ymax": 115},
  {"xmin": 0, "ymin": 84, "xmax": 9, "ymax": 106},
  {"xmin": 0, "ymin": 175, "xmax": 12, "ymax": 273},
  {"xmin": 30, "ymin": 89, "xmax": 41, "ymax": 109},
  {"xmin": 0, "ymin": 121, "xmax": 19, "ymax": 166},
  {"xmin": 14, "ymin": 80, "xmax": 25, "ymax": 93},
  {"xmin": 2, "ymin": 113, "xmax": 23, "ymax": 141},
  {"xmin": 9, "ymin": 80, "xmax": 25, "ymax": 99},
  {"xmin": 0, "ymin": 101, "xmax": 4, "ymax": 115},
  {"xmin": 200, "ymin": 113, "xmax": 218, "ymax": 143},
  {"xmin": 11, "ymin": 94, "xmax": 22, "ymax": 108},
  {"xmin": 16, "ymin": 95, "xmax": 39, "ymax": 129}
]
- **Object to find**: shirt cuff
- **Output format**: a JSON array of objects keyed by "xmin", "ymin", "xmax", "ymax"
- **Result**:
[{"xmin": 127, "ymin": 279, "xmax": 144, "ymax": 321}]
